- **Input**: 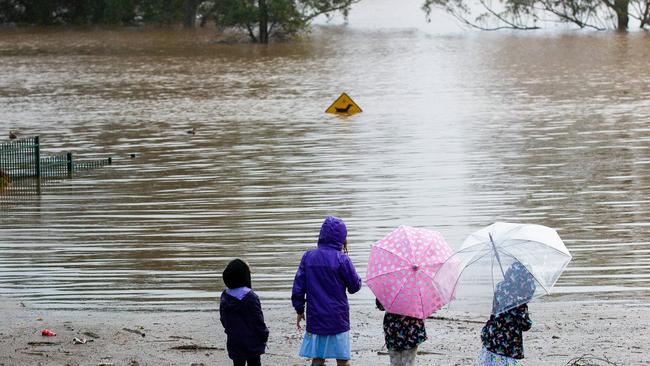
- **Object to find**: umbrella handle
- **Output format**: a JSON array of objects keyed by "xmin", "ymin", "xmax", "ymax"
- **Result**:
[{"xmin": 489, "ymin": 233, "xmax": 506, "ymax": 277}]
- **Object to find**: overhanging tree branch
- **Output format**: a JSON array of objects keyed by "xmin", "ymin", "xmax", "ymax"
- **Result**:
[
  {"xmin": 245, "ymin": 22, "xmax": 258, "ymax": 42},
  {"xmin": 636, "ymin": 0, "xmax": 650, "ymax": 27},
  {"xmin": 535, "ymin": 1, "xmax": 607, "ymax": 30},
  {"xmin": 424, "ymin": 0, "xmax": 631, "ymax": 31},
  {"xmin": 477, "ymin": 0, "xmax": 540, "ymax": 29},
  {"xmin": 448, "ymin": 7, "xmax": 539, "ymax": 29},
  {"xmin": 302, "ymin": 0, "xmax": 359, "ymax": 22}
]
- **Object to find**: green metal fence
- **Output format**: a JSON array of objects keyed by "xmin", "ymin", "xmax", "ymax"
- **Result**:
[
  {"xmin": 0, "ymin": 136, "xmax": 112, "ymax": 180},
  {"xmin": 74, "ymin": 156, "xmax": 113, "ymax": 172},
  {"xmin": 40, "ymin": 152, "xmax": 72, "ymax": 178},
  {"xmin": 0, "ymin": 136, "xmax": 40, "ymax": 178}
]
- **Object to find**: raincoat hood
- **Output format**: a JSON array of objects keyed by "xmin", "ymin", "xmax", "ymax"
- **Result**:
[
  {"xmin": 220, "ymin": 289, "xmax": 253, "ymax": 312},
  {"xmin": 223, "ymin": 259, "xmax": 252, "ymax": 289},
  {"xmin": 494, "ymin": 262, "xmax": 536, "ymax": 313},
  {"xmin": 317, "ymin": 216, "xmax": 347, "ymax": 250}
]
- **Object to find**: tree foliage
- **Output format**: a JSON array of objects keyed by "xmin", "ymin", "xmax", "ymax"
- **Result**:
[
  {"xmin": 209, "ymin": 0, "xmax": 357, "ymax": 43},
  {"xmin": 423, "ymin": 0, "xmax": 650, "ymax": 31},
  {"xmin": 0, "ymin": 0, "xmax": 358, "ymax": 42},
  {"xmin": 0, "ymin": 0, "xmax": 186, "ymax": 25}
]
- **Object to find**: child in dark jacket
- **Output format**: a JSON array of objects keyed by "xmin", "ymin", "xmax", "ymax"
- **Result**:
[
  {"xmin": 376, "ymin": 299, "xmax": 427, "ymax": 366},
  {"xmin": 477, "ymin": 262, "xmax": 535, "ymax": 366},
  {"xmin": 220, "ymin": 259, "xmax": 269, "ymax": 366}
]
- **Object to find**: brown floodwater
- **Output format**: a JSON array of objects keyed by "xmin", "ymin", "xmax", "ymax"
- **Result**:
[{"xmin": 0, "ymin": 26, "xmax": 649, "ymax": 310}]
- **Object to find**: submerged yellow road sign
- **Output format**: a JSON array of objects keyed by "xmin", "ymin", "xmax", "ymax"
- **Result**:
[{"xmin": 325, "ymin": 93, "xmax": 362, "ymax": 115}]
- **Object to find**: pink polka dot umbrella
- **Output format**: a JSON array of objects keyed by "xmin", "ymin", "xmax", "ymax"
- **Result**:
[{"xmin": 366, "ymin": 226, "xmax": 454, "ymax": 319}]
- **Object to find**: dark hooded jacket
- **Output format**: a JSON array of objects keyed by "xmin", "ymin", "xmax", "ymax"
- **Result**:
[
  {"xmin": 291, "ymin": 216, "xmax": 363, "ymax": 335},
  {"xmin": 219, "ymin": 259, "xmax": 269, "ymax": 360}
]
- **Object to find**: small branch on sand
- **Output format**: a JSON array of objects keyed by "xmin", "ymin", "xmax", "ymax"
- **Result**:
[
  {"xmin": 565, "ymin": 354, "xmax": 618, "ymax": 366},
  {"xmin": 170, "ymin": 344, "xmax": 223, "ymax": 351},
  {"xmin": 21, "ymin": 351, "xmax": 46, "ymax": 356},
  {"xmin": 27, "ymin": 341, "xmax": 60, "ymax": 346},
  {"xmin": 169, "ymin": 335, "xmax": 193, "ymax": 340},
  {"xmin": 83, "ymin": 331, "xmax": 100, "ymax": 339},
  {"xmin": 427, "ymin": 315, "xmax": 484, "ymax": 324},
  {"xmin": 122, "ymin": 328, "xmax": 145, "ymax": 337},
  {"xmin": 417, "ymin": 350, "xmax": 446, "ymax": 355}
]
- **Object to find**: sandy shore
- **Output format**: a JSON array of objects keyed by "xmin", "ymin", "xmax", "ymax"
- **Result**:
[{"xmin": 1, "ymin": 297, "xmax": 648, "ymax": 366}]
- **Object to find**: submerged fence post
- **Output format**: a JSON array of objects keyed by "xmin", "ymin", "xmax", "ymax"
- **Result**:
[
  {"xmin": 34, "ymin": 136, "xmax": 41, "ymax": 178},
  {"xmin": 66, "ymin": 152, "xmax": 73, "ymax": 176}
]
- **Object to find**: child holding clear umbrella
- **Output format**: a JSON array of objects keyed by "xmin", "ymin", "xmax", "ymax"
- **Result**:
[{"xmin": 477, "ymin": 262, "xmax": 536, "ymax": 366}]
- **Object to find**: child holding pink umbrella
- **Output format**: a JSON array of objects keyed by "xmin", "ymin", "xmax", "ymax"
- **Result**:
[
  {"xmin": 376, "ymin": 298, "xmax": 427, "ymax": 366},
  {"xmin": 366, "ymin": 226, "xmax": 454, "ymax": 366}
]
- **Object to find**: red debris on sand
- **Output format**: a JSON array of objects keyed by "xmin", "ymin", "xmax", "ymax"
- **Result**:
[{"xmin": 41, "ymin": 329, "xmax": 56, "ymax": 336}]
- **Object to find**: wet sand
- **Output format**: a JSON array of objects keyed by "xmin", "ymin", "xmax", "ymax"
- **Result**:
[{"xmin": 1, "ymin": 297, "xmax": 648, "ymax": 366}]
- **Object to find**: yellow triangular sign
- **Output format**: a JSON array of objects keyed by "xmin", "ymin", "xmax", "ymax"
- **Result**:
[{"xmin": 325, "ymin": 93, "xmax": 362, "ymax": 115}]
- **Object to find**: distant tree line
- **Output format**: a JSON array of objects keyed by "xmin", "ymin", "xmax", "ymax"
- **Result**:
[
  {"xmin": 0, "ymin": 0, "xmax": 184, "ymax": 25},
  {"xmin": 424, "ymin": 0, "xmax": 650, "ymax": 31},
  {"xmin": 0, "ymin": 0, "xmax": 357, "ymax": 42}
]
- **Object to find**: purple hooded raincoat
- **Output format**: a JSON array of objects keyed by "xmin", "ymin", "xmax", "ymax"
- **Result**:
[{"xmin": 291, "ymin": 216, "xmax": 362, "ymax": 335}]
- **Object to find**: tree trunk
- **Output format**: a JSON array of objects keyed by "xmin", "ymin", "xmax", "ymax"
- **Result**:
[
  {"xmin": 258, "ymin": 0, "xmax": 269, "ymax": 43},
  {"xmin": 183, "ymin": 0, "xmax": 200, "ymax": 28},
  {"xmin": 161, "ymin": 0, "xmax": 174, "ymax": 25},
  {"xmin": 614, "ymin": 0, "xmax": 629, "ymax": 31},
  {"xmin": 89, "ymin": 0, "xmax": 105, "ymax": 24}
]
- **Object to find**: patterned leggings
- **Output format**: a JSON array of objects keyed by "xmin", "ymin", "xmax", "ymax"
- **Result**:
[
  {"xmin": 388, "ymin": 347, "xmax": 417, "ymax": 366},
  {"xmin": 476, "ymin": 347, "xmax": 524, "ymax": 366}
]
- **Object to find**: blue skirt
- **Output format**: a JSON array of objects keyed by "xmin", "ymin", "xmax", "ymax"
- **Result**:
[{"xmin": 299, "ymin": 331, "xmax": 351, "ymax": 360}]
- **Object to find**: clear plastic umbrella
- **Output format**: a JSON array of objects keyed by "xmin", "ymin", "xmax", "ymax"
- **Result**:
[{"xmin": 433, "ymin": 222, "xmax": 572, "ymax": 315}]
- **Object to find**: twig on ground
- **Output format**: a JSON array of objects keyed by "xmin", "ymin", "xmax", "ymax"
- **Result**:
[
  {"xmin": 122, "ymin": 328, "xmax": 145, "ymax": 337},
  {"xmin": 169, "ymin": 344, "xmax": 223, "ymax": 351},
  {"xmin": 27, "ymin": 341, "xmax": 59, "ymax": 346},
  {"xmin": 83, "ymin": 331, "xmax": 100, "ymax": 339},
  {"xmin": 169, "ymin": 335, "xmax": 193, "ymax": 340},
  {"xmin": 565, "ymin": 354, "xmax": 618, "ymax": 366},
  {"xmin": 427, "ymin": 315, "xmax": 484, "ymax": 324}
]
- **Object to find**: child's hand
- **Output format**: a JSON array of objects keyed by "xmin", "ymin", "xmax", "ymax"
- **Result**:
[{"xmin": 296, "ymin": 313, "xmax": 305, "ymax": 330}]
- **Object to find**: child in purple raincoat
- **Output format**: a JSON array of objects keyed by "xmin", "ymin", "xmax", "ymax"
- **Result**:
[
  {"xmin": 220, "ymin": 259, "xmax": 269, "ymax": 366},
  {"xmin": 292, "ymin": 216, "xmax": 363, "ymax": 366}
]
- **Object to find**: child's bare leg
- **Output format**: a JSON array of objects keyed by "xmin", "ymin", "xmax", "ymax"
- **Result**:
[
  {"xmin": 336, "ymin": 359, "xmax": 350, "ymax": 366},
  {"xmin": 311, "ymin": 358, "xmax": 326, "ymax": 366}
]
